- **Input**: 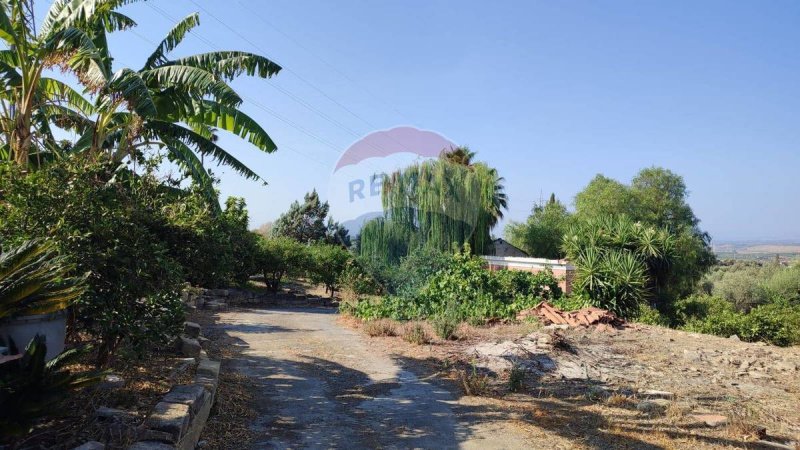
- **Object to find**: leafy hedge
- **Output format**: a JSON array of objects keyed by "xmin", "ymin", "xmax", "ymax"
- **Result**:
[
  {"xmin": 674, "ymin": 295, "xmax": 800, "ymax": 346},
  {"xmin": 346, "ymin": 248, "xmax": 561, "ymax": 323},
  {"xmin": 0, "ymin": 158, "xmax": 264, "ymax": 363}
]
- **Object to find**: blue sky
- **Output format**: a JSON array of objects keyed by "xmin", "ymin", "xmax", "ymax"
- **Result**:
[{"xmin": 49, "ymin": 0, "xmax": 800, "ymax": 241}]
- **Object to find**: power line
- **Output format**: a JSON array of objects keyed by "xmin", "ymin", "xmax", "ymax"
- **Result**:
[
  {"xmin": 127, "ymin": 27, "xmax": 334, "ymax": 169},
  {"xmin": 176, "ymin": 1, "xmax": 431, "ymax": 161},
  {"xmin": 144, "ymin": 2, "xmax": 400, "ymax": 176},
  {"xmin": 186, "ymin": 0, "xmax": 382, "ymax": 131},
  {"xmin": 227, "ymin": 0, "xmax": 445, "ymax": 161},
  {"xmin": 233, "ymin": 0, "xmax": 417, "ymax": 126}
]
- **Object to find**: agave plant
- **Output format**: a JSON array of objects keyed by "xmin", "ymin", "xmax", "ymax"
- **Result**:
[
  {"xmin": 0, "ymin": 239, "xmax": 86, "ymax": 320},
  {"xmin": 0, "ymin": 334, "xmax": 103, "ymax": 435}
]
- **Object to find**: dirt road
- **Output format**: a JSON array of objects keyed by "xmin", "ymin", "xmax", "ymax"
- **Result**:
[{"xmin": 209, "ymin": 308, "xmax": 531, "ymax": 449}]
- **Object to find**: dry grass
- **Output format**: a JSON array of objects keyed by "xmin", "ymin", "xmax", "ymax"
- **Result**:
[
  {"xmin": 605, "ymin": 393, "xmax": 633, "ymax": 408},
  {"xmin": 200, "ymin": 371, "xmax": 258, "ymax": 449},
  {"xmin": 402, "ymin": 322, "xmax": 430, "ymax": 345},
  {"xmin": 7, "ymin": 349, "xmax": 195, "ymax": 449},
  {"xmin": 725, "ymin": 405, "xmax": 766, "ymax": 441},
  {"xmin": 460, "ymin": 365, "xmax": 491, "ymax": 396},
  {"xmin": 665, "ymin": 402, "xmax": 689, "ymax": 423},
  {"xmin": 363, "ymin": 319, "xmax": 398, "ymax": 337}
]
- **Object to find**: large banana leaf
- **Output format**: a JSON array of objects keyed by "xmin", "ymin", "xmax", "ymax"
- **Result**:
[{"xmin": 144, "ymin": 12, "xmax": 200, "ymax": 70}]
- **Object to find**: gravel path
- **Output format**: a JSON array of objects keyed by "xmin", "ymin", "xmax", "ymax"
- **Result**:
[{"xmin": 210, "ymin": 308, "xmax": 531, "ymax": 449}]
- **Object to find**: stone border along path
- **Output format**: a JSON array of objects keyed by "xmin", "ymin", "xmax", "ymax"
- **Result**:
[
  {"xmin": 128, "ymin": 322, "xmax": 221, "ymax": 450},
  {"xmin": 185, "ymin": 287, "xmax": 337, "ymax": 311},
  {"xmin": 211, "ymin": 307, "xmax": 534, "ymax": 449}
]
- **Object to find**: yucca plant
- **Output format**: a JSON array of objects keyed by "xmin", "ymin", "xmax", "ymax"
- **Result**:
[
  {"xmin": 0, "ymin": 334, "xmax": 103, "ymax": 435},
  {"xmin": 564, "ymin": 216, "xmax": 670, "ymax": 317},
  {"xmin": 0, "ymin": 239, "xmax": 86, "ymax": 320}
]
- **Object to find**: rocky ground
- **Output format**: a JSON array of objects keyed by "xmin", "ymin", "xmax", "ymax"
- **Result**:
[
  {"xmin": 357, "ymin": 319, "xmax": 800, "ymax": 449},
  {"xmin": 193, "ymin": 296, "xmax": 799, "ymax": 449}
]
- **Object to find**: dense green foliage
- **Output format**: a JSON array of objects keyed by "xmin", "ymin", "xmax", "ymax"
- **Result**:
[
  {"xmin": 573, "ymin": 168, "xmax": 715, "ymax": 302},
  {"xmin": 359, "ymin": 149, "xmax": 506, "ymax": 263},
  {"xmin": 0, "ymin": 0, "xmax": 281, "ymax": 204},
  {"xmin": 701, "ymin": 261, "xmax": 800, "ymax": 310},
  {"xmin": 348, "ymin": 248, "xmax": 561, "ymax": 323},
  {"xmin": 307, "ymin": 244, "xmax": 351, "ymax": 298},
  {"xmin": 562, "ymin": 216, "xmax": 674, "ymax": 317},
  {"xmin": 656, "ymin": 261, "xmax": 800, "ymax": 346},
  {"xmin": 0, "ymin": 0, "xmax": 286, "ymax": 369},
  {"xmin": 505, "ymin": 194, "xmax": 570, "ymax": 259},
  {"xmin": 0, "ymin": 157, "xmax": 266, "ymax": 363},
  {"xmin": 0, "ymin": 0, "xmax": 291, "ymax": 432},
  {"xmin": 256, "ymin": 236, "xmax": 309, "ymax": 292},
  {"xmin": 271, "ymin": 190, "xmax": 350, "ymax": 246},
  {"xmin": 0, "ymin": 159, "xmax": 185, "ymax": 362},
  {"xmin": 674, "ymin": 295, "xmax": 800, "ymax": 346}
]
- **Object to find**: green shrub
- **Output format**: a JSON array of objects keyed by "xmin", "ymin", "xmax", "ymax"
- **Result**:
[
  {"xmin": 676, "ymin": 295, "xmax": 800, "ymax": 346},
  {"xmin": 551, "ymin": 295, "xmax": 590, "ymax": 312},
  {"xmin": 340, "ymin": 258, "xmax": 385, "ymax": 297},
  {"xmin": 256, "ymin": 236, "xmax": 310, "ymax": 293},
  {"xmin": 508, "ymin": 363, "xmax": 525, "ymax": 393},
  {"xmin": 634, "ymin": 303, "xmax": 670, "ymax": 326},
  {"xmin": 390, "ymin": 247, "xmax": 452, "ymax": 298},
  {"xmin": 432, "ymin": 303, "xmax": 460, "ymax": 340},
  {"xmin": 307, "ymin": 244, "xmax": 351, "ymax": 298},
  {"xmin": 762, "ymin": 263, "xmax": 800, "ymax": 304},
  {"xmin": 349, "ymin": 247, "xmax": 561, "ymax": 323},
  {"xmin": 0, "ymin": 160, "xmax": 190, "ymax": 364},
  {"xmin": 700, "ymin": 261, "xmax": 800, "ymax": 311}
]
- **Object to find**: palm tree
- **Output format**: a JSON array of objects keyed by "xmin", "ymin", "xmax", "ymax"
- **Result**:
[{"xmin": 440, "ymin": 146, "xmax": 475, "ymax": 166}]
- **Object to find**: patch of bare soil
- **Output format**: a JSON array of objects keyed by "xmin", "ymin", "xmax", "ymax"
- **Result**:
[{"xmin": 350, "ymin": 318, "xmax": 800, "ymax": 449}]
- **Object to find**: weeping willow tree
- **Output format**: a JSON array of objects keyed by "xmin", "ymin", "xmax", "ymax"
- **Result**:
[{"xmin": 359, "ymin": 149, "xmax": 506, "ymax": 264}]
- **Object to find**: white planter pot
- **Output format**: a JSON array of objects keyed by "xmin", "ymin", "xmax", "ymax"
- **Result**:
[{"xmin": 0, "ymin": 311, "xmax": 67, "ymax": 361}]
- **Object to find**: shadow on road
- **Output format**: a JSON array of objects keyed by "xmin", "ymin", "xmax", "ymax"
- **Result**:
[{"xmin": 197, "ymin": 307, "xmax": 764, "ymax": 450}]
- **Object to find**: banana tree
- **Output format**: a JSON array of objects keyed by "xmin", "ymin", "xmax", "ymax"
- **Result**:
[
  {"xmin": 0, "ymin": 0, "xmax": 142, "ymax": 166},
  {"xmin": 47, "ymin": 11, "xmax": 282, "ymax": 206}
]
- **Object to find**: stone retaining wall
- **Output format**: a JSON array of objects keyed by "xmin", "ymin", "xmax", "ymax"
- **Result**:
[
  {"xmin": 128, "ymin": 332, "xmax": 221, "ymax": 450},
  {"xmin": 185, "ymin": 287, "xmax": 337, "ymax": 310}
]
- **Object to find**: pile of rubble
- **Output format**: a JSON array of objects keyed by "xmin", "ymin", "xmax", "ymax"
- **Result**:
[{"xmin": 518, "ymin": 302, "xmax": 625, "ymax": 331}]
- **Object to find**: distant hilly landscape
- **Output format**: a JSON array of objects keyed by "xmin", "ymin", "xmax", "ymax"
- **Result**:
[{"xmin": 713, "ymin": 240, "xmax": 800, "ymax": 261}]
